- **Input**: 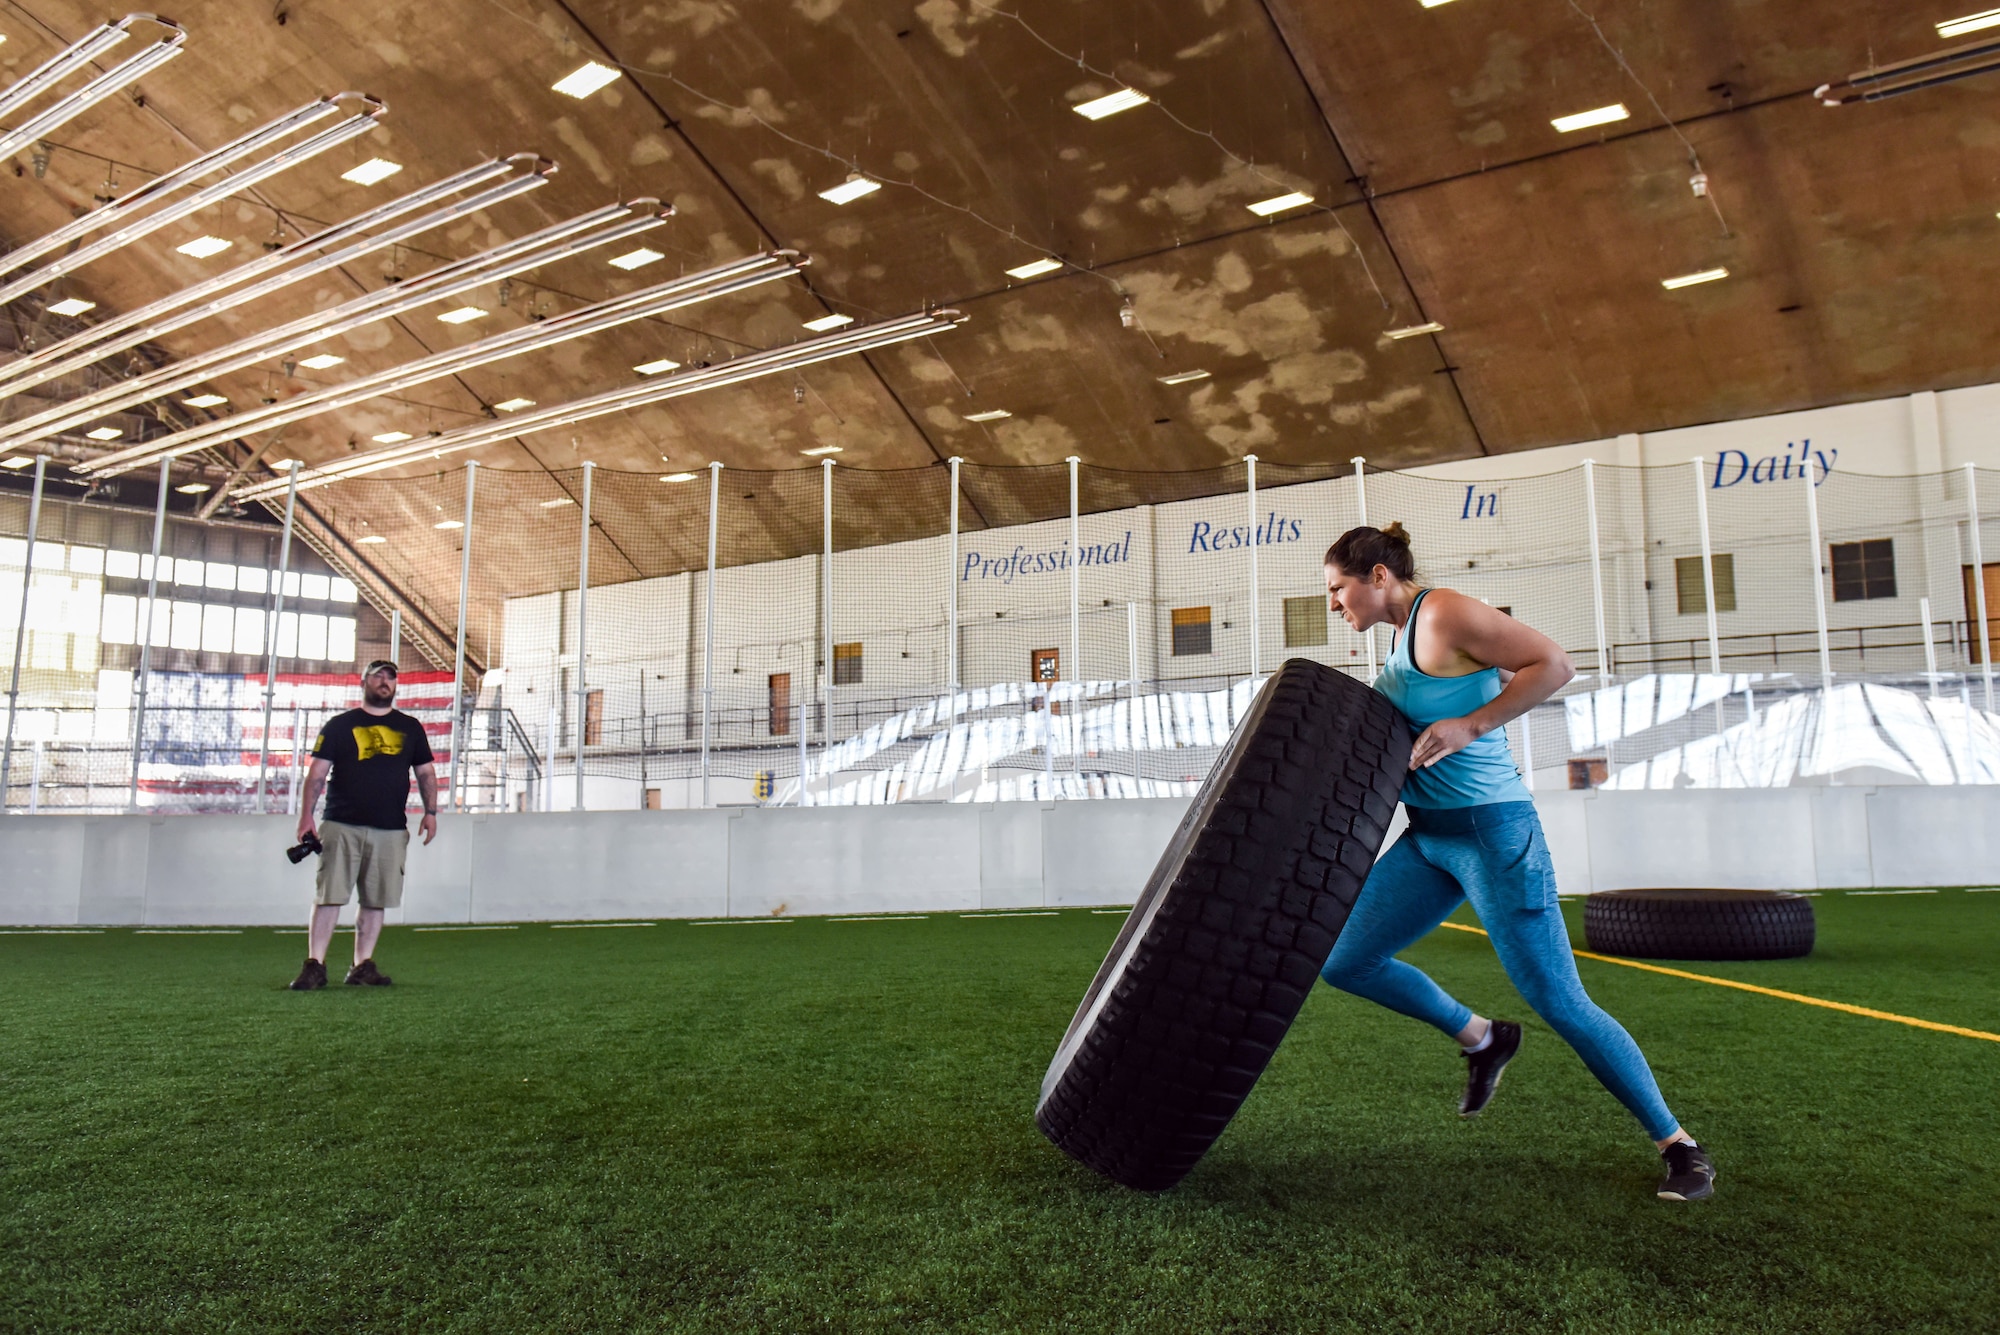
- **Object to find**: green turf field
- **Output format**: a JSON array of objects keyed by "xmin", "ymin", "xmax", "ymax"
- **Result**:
[{"xmin": 3, "ymin": 891, "xmax": 1996, "ymax": 1333}]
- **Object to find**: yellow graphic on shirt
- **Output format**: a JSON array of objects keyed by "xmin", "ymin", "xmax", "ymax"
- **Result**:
[
  {"xmin": 350, "ymin": 724, "xmax": 408, "ymax": 760},
  {"xmin": 311, "ymin": 732, "xmax": 327, "ymax": 757}
]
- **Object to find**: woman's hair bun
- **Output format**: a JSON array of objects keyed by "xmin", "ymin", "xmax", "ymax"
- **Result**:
[{"xmin": 1379, "ymin": 521, "xmax": 1411, "ymax": 544}]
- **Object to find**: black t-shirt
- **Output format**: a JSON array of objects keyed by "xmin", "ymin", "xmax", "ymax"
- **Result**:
[{"xmin": 311, "ymin": 707, "xmax": 435, "ymax": 830}]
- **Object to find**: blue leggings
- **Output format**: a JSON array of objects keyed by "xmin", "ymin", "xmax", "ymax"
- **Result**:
[{"xmin": 1319, "ymin": 802, "xmax": 1680, "ymax": 1141}]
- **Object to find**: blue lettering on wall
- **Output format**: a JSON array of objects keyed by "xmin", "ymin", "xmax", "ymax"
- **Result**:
[
  {"xmin": 1712, "ymin": 440, "xmax": 1837, "ymax": 489},
  {"xmin": 1187, "ymin": 513, "xmax": 1305, "ymax": 554},
  {"xmin": 959, "ymin": 530, "xmax": 1136, "ymax": 583},
  {"xmin": 1459, "ymin": 484, "xmax": 1498, "ymax": 519}
]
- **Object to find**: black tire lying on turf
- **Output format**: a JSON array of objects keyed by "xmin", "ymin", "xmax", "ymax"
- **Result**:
[
  {"xmin": 1583, "ymin": 888, "xmax": 1815, "ymax": 961},
  {"xmin": 1034, "ymin": 658, "xmax": 1411, "ymax": 1192}
]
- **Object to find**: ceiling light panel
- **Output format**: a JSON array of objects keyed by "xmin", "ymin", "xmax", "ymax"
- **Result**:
[
  {"xmin": 803, "ymin": 314, "xmax": 854, "ymax": 332},
  {"xmin": 174, "ymin": 482, "xmax": 211, "ymax": 494},
  {"xmin": 538, "ymin": 496, "xmax": 574, "ymax": 508},
  {"xmin": 176, "ymin": 236, "xmax": 232, "ymax": 258},
  {"xmin": 1661, "ymin": 267, "xmax": 1729, "ymax": 289},
  {"xmin": 610, "ymin": 247, "xmax": 664, "ymax": 270},
  {"xmin": 48, "ymin": 298, "xmax": 95, "ymax": 316},
  {"xmin": 341, "ymin": 157, "xmax": 404, "ymax": 186},
  {"xmin": 86, "ymin": 427, "xmax": 123, "ymax": 440},
  {"xmin": 818, "ymin": 175, "xmax": 881, "ymax": 205},
  {"xmin": 1006, "ymin": 258, "xmax": 1063, "ymax": 279},
  {"xmin": 493, "ymin": 397, "xmax": 536, "ymax": 412},
  {"xmin": 182, "ymin": 394, "xmax": 228, "ymax": 407},
  {"xmin": 437, "ymin": 306, "xmax": 487, "ymax": 324},
  {"xmin": 1073, "ymin": 88, "xmax": 1150, "ymax": 119},
  {"xmin": 660, "ymin": 472, "xmax": 699, "ymax": 483},
  {"xmin": 634, "ymin": 358, "xmax": 681, "ymax": 375},
  {"xmin": 964, "ymin": 409, "xmax": 1011, "ymax": 422},
  {"xmin": 357, "ymin": 534, "xmax": 387, "ymax": 543},
  {"xmin": 434, "ymin": 519, "xmax": 464, "ymax": 530},
  {"xmin": 1385, "ymin": 321, "xmax": 1444, "ymax": 339},
  {"xmin": 372, "ymin": 431, "xmax": 414, "ymax": 443},
  {"xmin": 552, "ymin": 61, "xmax": 620, "ymax": 99},
  {"xmin": 2, "ymin": 456, "xmax": 35, "ymax": 468},
  {"xmin": 1247, "ymin": 192, "xmax": 1314, "ymax": 216},
  {"xmin": 1157, "ymin": 370, "xmax": 1211, "ymax": 385},
  {"xmin": 800, "ymin": 445, "xmax": 843, "ymax": 456},
  {"xmin": 1939, "ymin": 9, "xmax": 2000, "ymax": 37},
  {"xmin": 298, "ymin": 354, "xmax": 345, "ymax": 370},
  {"xmin": 1551, "ymin": 103, "xmax": 1630, "ymax": 133}
]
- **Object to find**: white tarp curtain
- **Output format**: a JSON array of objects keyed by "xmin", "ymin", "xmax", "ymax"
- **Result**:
[
  {"xmin": 1565, "ymin": 673, "xmax": 1770, "ymax": 751},
  {"xmin": 1603, "ymin": 682, "xmax": 2000, "ymax": 789},
  {"xmin": 797, "ymin": 677, "xmax": 1263, "ymax": 806}
]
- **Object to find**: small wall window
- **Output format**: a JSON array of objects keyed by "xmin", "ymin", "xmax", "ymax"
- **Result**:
[
  {"xmin": 583, "ymin": 689, "xmax": 604, "ymax": 746},
  {"xmin": 1674, "ymin": 553, "xmax": 1736, "ymax": 615},
  {"xmin": 768, "ymin": 672, "xmax": 791, "ymax": 736},
  {"xmin": 1831, "ymin": 539, "xmax": 1896, "ymax": 602},
  {"xmin": 1171, "ymin": 606, "xmax": 1212, "ymax": 656},
  {"xmin": 1031, "ymin": 648, "xmax": 1060, "ymax": 682},
  {"xmin": 1283, "ymin": 595, "xmax": 1327, "ymax": 648},
  {"xmin": 832, "ymin": 641, "xmax": 863, "ymax": 685}
]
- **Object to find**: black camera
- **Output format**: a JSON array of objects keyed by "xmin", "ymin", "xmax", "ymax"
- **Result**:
[{"xmin": 285, "ymin": 832, "xmax": 323, "ymax": 864}]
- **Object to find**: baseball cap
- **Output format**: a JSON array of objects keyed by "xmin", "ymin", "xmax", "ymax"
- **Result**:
[{"xmin": 363, "ymin": 659, "xmax": 399, "ymax": 678}]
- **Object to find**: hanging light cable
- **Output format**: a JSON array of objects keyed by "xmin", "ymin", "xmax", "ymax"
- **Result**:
[
  {"xmin": 84, "ymin": 250, "xmax": 806, "ymax": 477},
  {"xmin": 233, "ymin": 310, "xmax": 968, "ymax": 501},
  {"xmin": 7, "ymin": 199, "xmax": 674, "ymax": 454},
  {"xmin": 0, "ymin": 15, "xmax": 186, "ymax": 159},
  {"xmin": 0, "ymin": 156, "xmax": 555, "ymax": 400},
  {"xmin": 0, "ymin": 93, "xmax": 387, "ymax": 306}
]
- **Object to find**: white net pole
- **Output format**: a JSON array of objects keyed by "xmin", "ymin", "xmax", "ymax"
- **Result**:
[
  {"xmin": 819, "ymin": 457, "xmax": 834, "ymax": 806},
  {"xmin": 1802, "ymin": 461, "xmax": 1832, "ymax": 689},
  {"xmin": 128, "ymin": 457, "xmax": 169, "ymax": 811},
  {"xmin": 1692, "ymin": 457, "xmax": 1722, "ymax": 676},
  {"xmin": 574, "ymin": 460, "xmax": 594, "ymax": 812},
  {"xmin": 1967, "ymin": 463, "xmax": 1994, "ymax": 710},
  {"xmin": 948, "ymin": 455, "xmax": 960, "ymax": 724},
  {"xmin": 702, "ymin": 461, "xmax": 719, "ymax": 809},
  {"xmin": 256, "ymin": 461, "xmax": 301, "ymax": 814},
  {"xmin": 1246, "ymin": 454, "xmax": 1260, "ymax": 679},
  {"xmin": 1582, "ymin": 459, "xmax": 1611, "ymax": 686},
  {"xmin": 1, "ymin": 455, "xmax": 47, "ymax": 809},
  {"xmin": 1351, "ymin": 456, "xmax": 1376, "ymax": 677},
  {"xmin": 448, "ymin": 460, "xmax": 477, "ymax": 813}
]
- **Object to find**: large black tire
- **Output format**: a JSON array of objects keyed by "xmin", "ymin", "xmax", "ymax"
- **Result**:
[
  {"xmin": 1034, "ymin": 659, "xmax": 1411, "ymax": 1191},
  {"xmin": 1583, "ymin": 888, "xmax": 1815, "ymax": 961}
]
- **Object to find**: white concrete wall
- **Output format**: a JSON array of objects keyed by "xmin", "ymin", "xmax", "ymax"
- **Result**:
[{"xmin": 3, "ymin": 787, "xmax": 1997, "ymax": 926}]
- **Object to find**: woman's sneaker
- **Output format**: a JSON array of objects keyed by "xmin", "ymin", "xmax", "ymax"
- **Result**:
[
  {"xmin": 288, "ymin": 958, "xmax": 327, "ymax": 991},
  {"xmin": 1460, "ymin": 1020, "xmax": 1522, "ymax": 1117},
  {"xmin": 1657, "ymin": 1142, "xmax": 1716, "ymax": 1201}
]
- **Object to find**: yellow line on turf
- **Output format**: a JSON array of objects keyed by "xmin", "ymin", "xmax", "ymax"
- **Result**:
[{"xmin": 1435, "ymin": 921, "xmax": 2000, "ymax": 1044}]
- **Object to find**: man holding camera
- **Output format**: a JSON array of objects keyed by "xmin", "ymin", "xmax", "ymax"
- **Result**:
[{"xmin": 288, "ymin": 660, "xmax": 438, "ymax": 991}]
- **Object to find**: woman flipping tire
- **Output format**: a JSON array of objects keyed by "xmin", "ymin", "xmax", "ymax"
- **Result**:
[{"xmin": 1318, "ymin": 523, "xmax": 1716, "ymax": 1203}]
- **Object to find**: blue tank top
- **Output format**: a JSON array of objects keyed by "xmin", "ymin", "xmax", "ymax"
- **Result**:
[{"xmin": 1374, "ymin": 589, "xmax": 1532, "ymax": 809}]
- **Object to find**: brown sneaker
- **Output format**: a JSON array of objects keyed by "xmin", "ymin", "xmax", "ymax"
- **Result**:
[
  {"xmin": 343, "ymin": 958, "xmax": 392, "ymax": 987},
  {"xmin": 288, "ymin": 958, "xmax": 327, "ymax": 991}
]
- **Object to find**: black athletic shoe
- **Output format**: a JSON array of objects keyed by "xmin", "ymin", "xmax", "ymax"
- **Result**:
[
  {"xmin": 1459, "ymin": 1020, "xmax": 1522, "ymax": 1117},
  {"xmin": 1657, "ymin": 1142, "xmax": 1716, "ymax": 1201},
  {"xmin": 343, "ymin": 958, "xmax": 392, "ymax": 987},
  {"xmin": 288, "ymin": 958, "xmax": 327, "ymax": 991}
]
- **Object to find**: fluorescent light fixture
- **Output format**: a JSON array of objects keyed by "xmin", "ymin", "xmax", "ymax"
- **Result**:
[
  {"xmin": 268, "ymin": 459, "xmax": 298, "ymax": 470},
  {"xmin": 1939, "ymin": 9, "xmax": 2000, "ymax": 37},
  {"xmin": 1385, "ymin": 321, "xmax": 1444, "ymax": 339},
  {"xmin": 1006, "ymin": 257, "xmax": 1063, "ymax": 280},
  {"xmin": 434, "ymin": 519, "xmax": 464, "ymax": 530},
  {"xmin": 437, "ymin": 306, "xmax": 487, "ymax": 324},
  {"xmin": 1551, "ymin": 103, "xmax": 1630, "ymax": 133},
  {"xmin": 372, "ymin": 431, "xmax": 414, "ymax": 444},
  {"xmin": 1073, "ymin": 88, "xmax": 1150, "ymax": 119},
  {"xmin": 1248, "ymin": 192, "xmax": 1314, "ymax": 216},
  {"xmin": 176, "ymin": 235, "xmax": 232, "ymax": 258},
  {"xmin": 634, "ymin": 358, "xmax": 681, "ymax": 375},
  {"xmin": 1420, "ymin": 0, "xmax": 1458, "ymax": 7},
  {"xmin": 538, "ymin": 496, "xmax": 574, "ymax": 508},
  {"xmin": 86, "ymin": 426, "xmax": 123, "ymax": 440},
  {"xmin": 174, "ymin": 482, "xmax": 211, "ymax": 494},
  {"xmin": 357, "ymin": 534, "xmax": 387, "ymax": 543},
  {"xmin": 964, "ymin": 409, "xmax": 1012, "ymax": 422},
  {"xmin": 803, "ymin": 314, "xmax": 855, "ymax": 332},
  {"xmin": 552, "ymin": 61, "xmax": 621, "ymax": 99},
  {"xmin": 818, "ymin": 175, "xmax": 881, "ymax": 205},
  {"xmin": 801, "ymin": 445, "xmax": 843, "ymax": 456},
  {"xmin": 182, "ymin": 394, "xmax": 228, "ymax": 408},
  {"xmin": 298, "ymin": 354, "xmax": 345, "ymax": 370},
  {"xmin": 610, "ymin": 247, "xmax": 663, "ymax": 270},
  {"xmin": 0, "ymin": 16, "xmax": 187, "ymax": 164},
  {"xmin": 1157, "ymin": 369, "xmax": 1211, "ymax": 385},
  {"xmin": 1661, "ymin": 267, "xmax": 1729, "ymax": 289},
  {"xmin": 493, "ymin": 397, "xmax": 536, "ymax": 412},
  {"xmin": 660, "ymin": 471, "xmax": 699, "ymax": 483},
  {"xmin": 341, "ymin": 158, "xmax": 404, "ymax": 186},
  {"xmin": 2, "ymin": 456, "xmax": 34, "ymax": 469},
  {"xmin": 48, "ymin": 298, "xmax": 96, "ymax": 316}
]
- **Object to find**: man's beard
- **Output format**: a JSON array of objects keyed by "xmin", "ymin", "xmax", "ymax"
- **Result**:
[{"xmin": 363, "ymin": 683, "xmax": 396, "ymax": 707}]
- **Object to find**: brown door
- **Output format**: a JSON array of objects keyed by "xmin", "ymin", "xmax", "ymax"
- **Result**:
[
  {"xmin": 1031, "ymin": 648, "xmax": 1060, "ymax": 683},
  {"xmin": 769, "ymin": 672, "xmax": 791, "ymax": 736},
  {"xmin": 1963, "ymin": 564, "xmax": 2000, "ymax": 663},
  {"xmin": 583, "ymin": 689, "xmax": 604, "ymax": 746}
]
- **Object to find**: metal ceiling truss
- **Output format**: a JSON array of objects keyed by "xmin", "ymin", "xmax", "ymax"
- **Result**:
[
  {"xmin": 0, "ymin": 155, "xmax": 555, "ymax": 402},
  {"xmin": 5, "ymin": 198, "xmax": 675, "ymax": 453},
  {"xmin": 87, "ymin": 250, "xmax": 809, "ymax": 477},
  {"xmin": 233, "ymin": 309, "xmax": 969, "ymax": 501},
  {"xmin": 0, "ymin": 93, "xmax": 387, "ymax": 307},
  {"xmin": 0, "ymin": 13, "xmax": 186, "ymax": 160}
]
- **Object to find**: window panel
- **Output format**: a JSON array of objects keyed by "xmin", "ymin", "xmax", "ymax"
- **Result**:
[
  {"xmin": 1673, "ymin": 554, "xmax": 1736, "ymax": 615},
  {"xmin": 297, "ymin": 614, "xmax": 328, "ymax": 660},
  {"xmin": 238, "ymin": 566, "xmax": 267, "ymax": 596},
  {"xmin": 62, "ymin": 581, "xmax": 100, "ymax": 635},
  {"xmin": 328, "ymin": 577, "xmax": 357, "ymax": 603},
  {"xmin": 1171, "ymin": 606, "xmax": 1212, "ymax": 657},
  {"xmin": 833, "ymin": 641, "xmax": 862, "ymax": 685},
  {"xmin": 68, "ymin": 546, "xmax": 104, "ymax": 575},
  {"xmin": 201, "ymin": 604, "xmax": 235, "ymax": 653},
  {"xmin": 100, "ymin": 594, "xmax": 138, "ymax": 645},
  {"xmin": 1831, "ymin": 538, "xmax": 1897, "ymax": 602},
  {"xmin": 327, "ymin": 616, "xmax": 357, "ymax": 661},
  {"xmin": 1283, "ymin": 594, "xmax": 1327, "ymax": 648},
  {"xmin": 205, "ymin": 562, "xmax": 237, "ymax": 591},
  {"xmin": 276, "ymin": 612, "xmax": 298, "ymax": 659},
  {"xmin": 300, "ymin": 573, "xmax": 330, "ymax": 601},
  {"xmin": 104, "ymin": 550, "xmax": 139, "ymax": 579},
  {"xmin": 169, "ymin": 601, "xmax": 202, "ymax": 650},
  {"xmin": 234, "ymin": 607, "xmax": 266, "ymax": 656},
  {"xmin": 173, "ymin": 559, "xmax": 204, "ymax": 587},
  {"xmin": 30, "ymin": 630, "xmax": 67, "ymax": 669}
]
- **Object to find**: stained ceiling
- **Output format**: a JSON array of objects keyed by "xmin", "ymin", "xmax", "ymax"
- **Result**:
[{"xmin": 2, "ymin": 0, "xmax": 1997, "ymax": 663}]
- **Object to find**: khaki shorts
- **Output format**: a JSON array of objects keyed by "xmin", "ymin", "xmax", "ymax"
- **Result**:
[{"xmin": 315, "ymin": 820, "xmax": 409, "ymax": 910}]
